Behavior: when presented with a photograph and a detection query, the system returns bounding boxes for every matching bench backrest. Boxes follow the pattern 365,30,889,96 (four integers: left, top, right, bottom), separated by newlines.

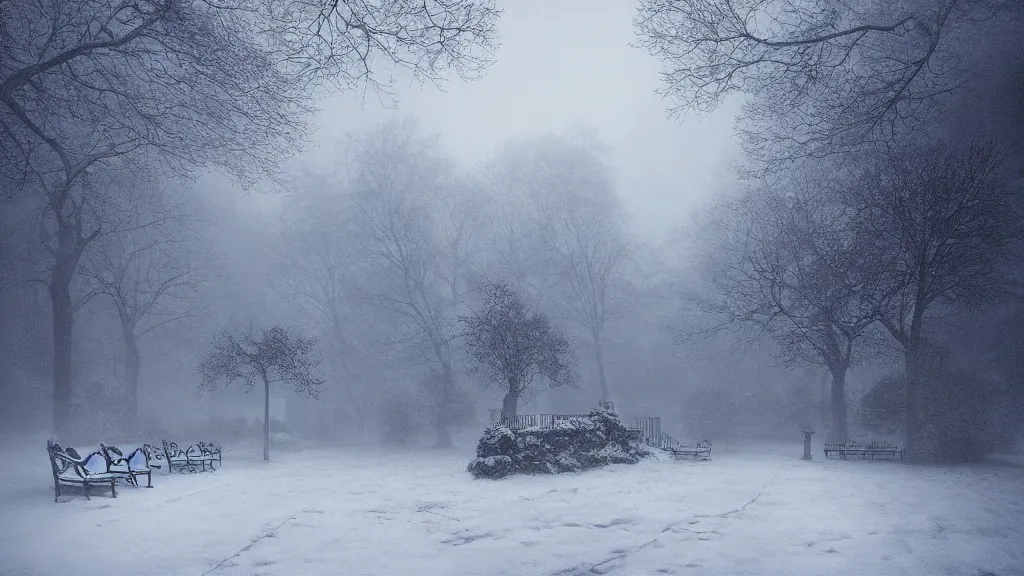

162,439,185,459
47,441,109,479
102,444,150,471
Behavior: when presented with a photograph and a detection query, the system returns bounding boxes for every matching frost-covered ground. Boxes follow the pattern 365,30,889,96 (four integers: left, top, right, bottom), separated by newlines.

1,438,1022,576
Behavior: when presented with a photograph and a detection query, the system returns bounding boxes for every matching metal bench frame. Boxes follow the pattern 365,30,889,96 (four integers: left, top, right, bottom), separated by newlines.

162,439,221,473
824,442,905,461
667,440,713,461
47,441,117,502
102,444,155,488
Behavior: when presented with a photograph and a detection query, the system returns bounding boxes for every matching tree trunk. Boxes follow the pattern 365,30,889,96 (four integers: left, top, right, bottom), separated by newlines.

121,322,141,426
50,279,74,440
262,374,271,461
903,345,924,461
501,386,519,420
904,302,926,462
595,339,610,403
819,369,831,432
434,361,454,448
47,185,88,441
829,366,849,444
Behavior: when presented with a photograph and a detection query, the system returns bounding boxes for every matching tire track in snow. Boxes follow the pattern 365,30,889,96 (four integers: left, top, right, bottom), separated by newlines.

549,538,661,576
198,513,299,576
696,464,786,519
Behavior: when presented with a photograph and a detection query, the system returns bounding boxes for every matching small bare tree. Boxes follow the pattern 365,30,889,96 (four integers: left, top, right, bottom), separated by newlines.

199,326,324,461
486,133,630,403
460,280,577,419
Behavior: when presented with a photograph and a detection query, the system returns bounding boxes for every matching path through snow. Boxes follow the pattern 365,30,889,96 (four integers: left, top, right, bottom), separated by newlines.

1,439,1021,576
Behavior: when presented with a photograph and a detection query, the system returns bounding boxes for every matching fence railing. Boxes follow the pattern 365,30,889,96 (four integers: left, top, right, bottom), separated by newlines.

490,413,592,430
486,412,687,450
628,416,684,450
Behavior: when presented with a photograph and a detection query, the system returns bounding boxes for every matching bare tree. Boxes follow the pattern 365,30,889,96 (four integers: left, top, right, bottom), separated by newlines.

544,197,631,404
460,280,577,419
275,176,382,440
351,120,475,447
1,0,305,438
854,141,1018,461
79,184,201,427
692,169,886,442
1,0,499,438
295,0,500,95
199,325,324,461
634,0,1022,165
481,141,563,305
485,133,630,402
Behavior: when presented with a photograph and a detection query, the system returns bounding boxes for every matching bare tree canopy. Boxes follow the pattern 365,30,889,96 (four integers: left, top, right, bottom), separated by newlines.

692,165,889,442
460,280,577,419
199,325,324,460
634,0,1023,165
484,133,632,403
0,0,498,186
301,0,500,92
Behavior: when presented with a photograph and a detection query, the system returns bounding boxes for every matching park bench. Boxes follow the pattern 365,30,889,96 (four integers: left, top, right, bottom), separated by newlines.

141,443,165,471
197,441,223,467
162,439,220,473
824,441,904,461
667,440,712,461
102,444,155,487
46,440,117,502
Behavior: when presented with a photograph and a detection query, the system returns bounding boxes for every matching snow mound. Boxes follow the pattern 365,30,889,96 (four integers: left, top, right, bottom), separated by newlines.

467,409,650,479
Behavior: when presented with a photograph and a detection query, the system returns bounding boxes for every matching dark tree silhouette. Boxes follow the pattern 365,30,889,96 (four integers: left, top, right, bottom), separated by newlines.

460,280,576,419
693,171,886,443
855,142,1018,462
0,0,498,439
199,326,324,461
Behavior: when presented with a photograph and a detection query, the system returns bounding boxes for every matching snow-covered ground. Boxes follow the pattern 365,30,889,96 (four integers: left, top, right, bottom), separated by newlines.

1,438,1022,576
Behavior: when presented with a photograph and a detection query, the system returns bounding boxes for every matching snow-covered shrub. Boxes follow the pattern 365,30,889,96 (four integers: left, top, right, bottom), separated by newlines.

466,409,650,479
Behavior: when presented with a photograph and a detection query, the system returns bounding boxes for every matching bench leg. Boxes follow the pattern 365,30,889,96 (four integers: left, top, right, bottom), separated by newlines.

111,480,116,498
84,481,90,500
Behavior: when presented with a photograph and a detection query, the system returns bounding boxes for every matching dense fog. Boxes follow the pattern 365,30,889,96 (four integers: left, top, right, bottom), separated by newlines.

2,0,1023,466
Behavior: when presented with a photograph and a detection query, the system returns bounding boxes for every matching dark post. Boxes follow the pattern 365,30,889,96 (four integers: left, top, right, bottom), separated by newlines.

801,425,815,460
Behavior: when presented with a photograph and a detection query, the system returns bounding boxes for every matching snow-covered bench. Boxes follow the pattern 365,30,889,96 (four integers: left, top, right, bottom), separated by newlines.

162,439,220,473
824,441,904,461
46,440,118,502
197,442,223,468
102,444,155,487
667,440,712,461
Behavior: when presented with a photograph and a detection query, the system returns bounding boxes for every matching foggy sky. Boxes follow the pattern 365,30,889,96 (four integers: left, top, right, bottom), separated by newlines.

310,0,742,242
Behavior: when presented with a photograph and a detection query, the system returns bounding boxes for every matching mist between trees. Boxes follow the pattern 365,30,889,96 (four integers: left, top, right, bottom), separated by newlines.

1,0,1023,463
